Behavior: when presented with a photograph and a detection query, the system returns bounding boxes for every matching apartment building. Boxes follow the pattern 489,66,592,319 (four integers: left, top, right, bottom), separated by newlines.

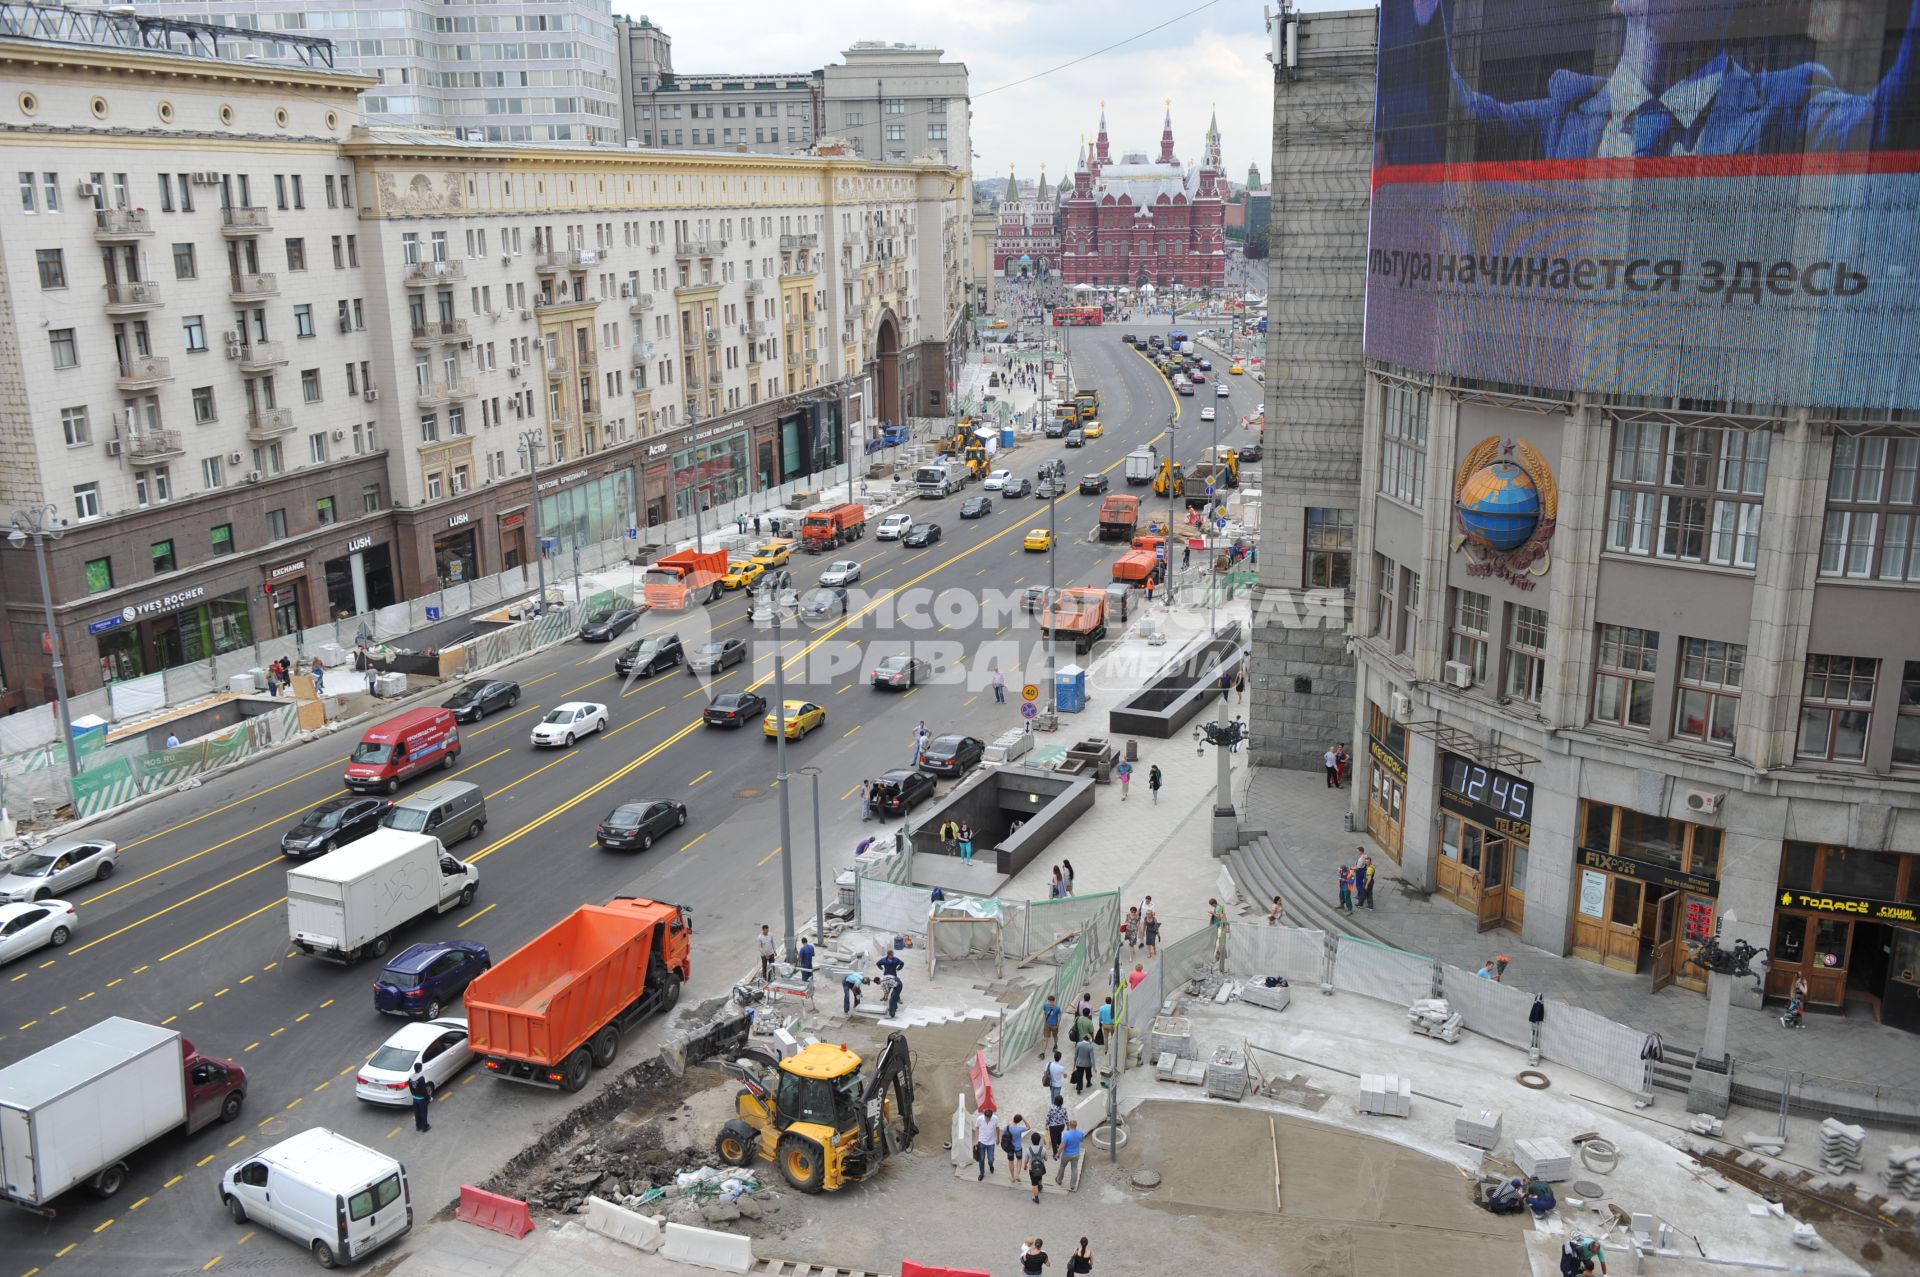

822,43,968,166
0,11,969,709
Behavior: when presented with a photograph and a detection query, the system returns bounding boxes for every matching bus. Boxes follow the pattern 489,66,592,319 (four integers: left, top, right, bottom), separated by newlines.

1051,306,1104,327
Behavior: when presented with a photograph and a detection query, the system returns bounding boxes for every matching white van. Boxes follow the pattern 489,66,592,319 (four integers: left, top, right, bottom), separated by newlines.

220,1128,410,1267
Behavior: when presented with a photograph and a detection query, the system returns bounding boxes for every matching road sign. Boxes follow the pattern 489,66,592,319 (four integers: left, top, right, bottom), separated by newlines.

425,606,442,622
1021,683,1039,703
1020,702,1038,720
627,527,639,539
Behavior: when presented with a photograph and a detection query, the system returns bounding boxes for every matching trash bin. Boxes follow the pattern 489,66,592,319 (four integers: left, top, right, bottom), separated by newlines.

1126,737,1139,762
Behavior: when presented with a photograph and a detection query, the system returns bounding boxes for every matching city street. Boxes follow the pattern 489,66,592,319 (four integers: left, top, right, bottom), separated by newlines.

0,315,1216,1274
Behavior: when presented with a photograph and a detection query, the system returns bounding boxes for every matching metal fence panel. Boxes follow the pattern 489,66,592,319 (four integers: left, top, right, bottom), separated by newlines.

1436,964,1535,1052
1331,935,1437,1007
1157,925,1219,993
1538,1001,1650,1097
0,705,57,754
108,673,167,719
1228,925,1330,985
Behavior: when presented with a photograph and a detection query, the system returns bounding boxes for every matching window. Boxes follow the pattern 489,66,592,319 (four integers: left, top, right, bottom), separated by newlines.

151,466,171,502
73,482,100,520
844,111,864,127
294,303,313,338
301,368,322,403
928,97,947,114
1896,661,1920,769
49,328,77,368
274,174,288,210
1674,638,1745,748
210,523,233,555
332,235,345,269
19,171,34,212
1606,422,1768,567
884,124,906,142
35,248,65,289
1304,507,1353,589
201,455,224,489
1399,568,1420,656
1797,654,1877,762
41,173,58,212
884,98,905,114
1592,624,1659,730
1379,382,1428,504
362,483,382,514
419,413,439,443
1504,604,1547,704
150,539,175,574
426,471,444,501
192,385,216,423
285,238,306,271
308,432,328,464
182,315,207,352
60,406,88,447
1448,589,1490,685
173,243,196,279
316,495,335,525
928,123,946,141
1372,552,1395,645
325,174,337,208
265,508,287,540
1820,435,1920,582
84,556,113,593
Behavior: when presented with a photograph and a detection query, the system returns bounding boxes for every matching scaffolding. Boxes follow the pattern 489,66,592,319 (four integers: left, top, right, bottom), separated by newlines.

0,1,338,69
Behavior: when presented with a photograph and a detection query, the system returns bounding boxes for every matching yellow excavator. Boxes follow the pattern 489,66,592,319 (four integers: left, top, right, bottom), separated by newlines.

936,418,972,457
1151,457,1187,497
713,1033,917,1193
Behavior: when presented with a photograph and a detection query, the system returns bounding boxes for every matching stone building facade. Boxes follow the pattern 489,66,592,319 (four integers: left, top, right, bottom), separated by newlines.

1057,107,1226,291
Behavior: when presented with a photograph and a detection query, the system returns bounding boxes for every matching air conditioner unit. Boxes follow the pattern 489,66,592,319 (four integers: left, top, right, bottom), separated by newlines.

1442,661,1474,689
245,470,262,483
227,451,244,466
501,254,513,265
190,171,220,185
364,388,379,401
104,439,122,457
1683,788,1724,816
77,181,99,198
507,364,521,378
1390,692,1412,721
330,428,346,441
520,310,532,321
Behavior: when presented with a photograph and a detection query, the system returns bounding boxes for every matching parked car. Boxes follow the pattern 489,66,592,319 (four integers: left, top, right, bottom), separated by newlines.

902,522,942,547
1002,477,1033,498
578,607,640,642
372,940,491,1019
0,839,118,903
442,679,519,723
764,699,827,741
870,654,931,689
1065,429,1085,448
280,796,392,859
530,702,608,748
875,513,916,540
1079,473,1110,495
595,799,688,851
702,690,767,727
1200,406,1216,422
721,560,765,590
688,636,747,673
1105,582,1146,622
354,1017,474,1105
800,586,849,619
918,734,985,777
818,559,862,586
0,899,76,965
959,495,993,519
870,769,937,816
615,633,684,677
983,470,1012,491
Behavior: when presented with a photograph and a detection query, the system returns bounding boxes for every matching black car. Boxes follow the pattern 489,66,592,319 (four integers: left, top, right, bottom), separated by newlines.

281,795,392,858
757,567,793,594
1238,443,1264,464
616,633,684,677
919,734,985,778
1147,335,1164,349
702,690,767,727
578,607,641,641
688,637,747,674
902,522,942,548
870,654,931,689
1065,430,1085,448
443,679,520,723
870,768,937,816
959,495,993,519
1079,474,1110,495
1197,358,1213,372
1001,477,1033,498
596,798,688,851
1121,333,1137,346
1044,420,1068,439
800,586,849,619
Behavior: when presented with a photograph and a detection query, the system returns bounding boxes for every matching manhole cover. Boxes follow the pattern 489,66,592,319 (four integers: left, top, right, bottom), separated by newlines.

1572,1180,1604,1198
1131,1170,1161,1189
738,786,763,799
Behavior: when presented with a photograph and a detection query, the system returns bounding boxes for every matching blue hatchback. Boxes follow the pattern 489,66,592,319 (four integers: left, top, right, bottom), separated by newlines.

372,940,491,1019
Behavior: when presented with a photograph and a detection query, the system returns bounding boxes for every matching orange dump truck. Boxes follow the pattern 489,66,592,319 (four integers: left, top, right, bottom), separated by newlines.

800,502,866,552
465,896,693,1092
1096,494,1140,542
1112,547,1162,586
1040,586,1109,655
643,548,726,609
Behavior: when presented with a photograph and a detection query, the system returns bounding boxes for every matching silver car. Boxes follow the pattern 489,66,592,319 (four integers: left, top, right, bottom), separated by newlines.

0,839,119,903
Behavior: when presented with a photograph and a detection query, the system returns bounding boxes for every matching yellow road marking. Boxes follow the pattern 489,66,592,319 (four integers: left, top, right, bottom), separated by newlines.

469,703,542,734
842,725,860,738
195,1155,215,1167
203,1257,220,1271
105,978,122,988
270,1027,285,1037
226,1135,246,1147
964,695,978,707
242,1043,258,1053
160,899,286,964
296,1012,310,1023
689,769,711,786
458,902,497,929
129,1196,148,1210
840,783,859,800
164,1175,182,1188
834,684,851,694
235,1232,254,1247
121,756,343,850
756,846,782,867
262,961,275,971
676,832,707,855
161,1015,176,1026
320,998,333,1008
54,1246,75,1259
215,988,230,997
92,1220,113,1234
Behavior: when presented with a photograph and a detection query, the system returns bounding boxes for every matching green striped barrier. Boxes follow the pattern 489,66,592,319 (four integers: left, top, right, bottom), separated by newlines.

70,758,137,820
134,745,206,790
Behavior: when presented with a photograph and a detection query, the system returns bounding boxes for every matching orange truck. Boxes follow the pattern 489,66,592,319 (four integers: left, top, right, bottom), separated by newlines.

465,896,693,1092
1112,547,1162,586
1096,494,1140,542
643,548,726,609
1040,586,1109,655
800,502,866,552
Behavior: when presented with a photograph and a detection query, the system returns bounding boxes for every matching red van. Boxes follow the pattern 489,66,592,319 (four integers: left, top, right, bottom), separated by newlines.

343,707,461,793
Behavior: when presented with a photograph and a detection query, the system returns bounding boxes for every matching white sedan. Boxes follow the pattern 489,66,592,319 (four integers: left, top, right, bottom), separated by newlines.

0,899,77,966
1216,384,1231,397
1200,406,1217,421
982,469,1012,491
819,560,862,586
531,701,609,748
0,838,119,903
354,1017,473,1105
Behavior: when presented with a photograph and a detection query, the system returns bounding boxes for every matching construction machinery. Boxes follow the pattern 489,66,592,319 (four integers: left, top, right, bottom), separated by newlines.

1040,586,1109,655
643,549,727,609
1151,458,1187,498
713,1034,917,1193
1073,388,1099,422
1097,493,1141,542
935,418,972,457
963,437,992,477
800,503,866,552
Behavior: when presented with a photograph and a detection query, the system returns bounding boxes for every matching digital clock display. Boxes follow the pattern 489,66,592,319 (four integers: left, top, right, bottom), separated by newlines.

1441,754,1532,824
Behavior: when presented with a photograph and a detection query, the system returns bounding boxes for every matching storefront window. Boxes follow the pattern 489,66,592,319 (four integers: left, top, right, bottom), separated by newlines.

541,469,638,554
1440,814,1461,861
1509,845,1529,895
1782,841,1818,889
434,528,477,585
1609,876,1642,927
1812,917,1851,970
1689,828,1722,879
1823,849,1902,900
671,437,746,520
1617,809,1686,873
1773,913,1807,965
1581,802,1615,852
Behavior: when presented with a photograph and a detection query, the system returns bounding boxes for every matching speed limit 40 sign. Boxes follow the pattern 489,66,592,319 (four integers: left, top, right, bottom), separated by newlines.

1021,683,1039,703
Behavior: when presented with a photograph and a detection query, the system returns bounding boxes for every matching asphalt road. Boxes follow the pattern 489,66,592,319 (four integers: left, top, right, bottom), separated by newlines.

0,314,1235,1275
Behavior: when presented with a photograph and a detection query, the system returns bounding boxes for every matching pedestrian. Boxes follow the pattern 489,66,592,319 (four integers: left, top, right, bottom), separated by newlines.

310,657,326,695
1043,1050,1066,1104
1182,544,1192,570
1128,962,1146,991
367,662,379,696
974,1105,1001,1180
757,925,776,980
1049,865,1064,899
1234,667,1247,702
1040,993,1062,1057
1045,1096,1068,1156
877,948,905,1018
753,514,762,536
1003,1113,1028,1184
860,779,873,822
1147,763,1162,805
165,731,181,749
1144,909,1161,957
1027,1130,1049,1203
408,1062,432,1132
1065,1235,1092,1271
1357,850,1376,910
1060,859,1075,896
912,719,930,765
1476,958,1497,980
1072,1004,1095,1048
1559,1234,1607,1276
769,516,780,536
842,966,867,1013
993,663,1007,703
1230,715,1245,753
1096,996,1114,1045
1021,1237,1050,1274
1116,758,1133,799
797,935,815,984
1072,1032,1096,1094
1335,743,1351,786
1324,744,1340,789
1121,905,1140,950
939,818,957,857
1338,866,1354,915
1267,894,1285,925
958,823,975,864
737,513,747,535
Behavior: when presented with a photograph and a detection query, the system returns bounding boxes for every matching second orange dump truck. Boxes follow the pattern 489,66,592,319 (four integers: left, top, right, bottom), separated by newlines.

643,548,727,609
464,896,693,1092
1096,494,1140,542
800,503,866,552
1040,586,1109,655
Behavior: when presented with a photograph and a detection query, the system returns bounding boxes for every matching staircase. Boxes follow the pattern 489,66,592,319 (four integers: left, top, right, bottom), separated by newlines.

755,1261,893,1277
1228,832,1392,944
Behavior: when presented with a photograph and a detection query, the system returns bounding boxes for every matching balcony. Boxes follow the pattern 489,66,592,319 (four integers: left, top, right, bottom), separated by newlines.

576,348,598,370
220,206,272,237
104,280,162,313
235,340,287,372
780,265,814,281
403,259,464,288
536,248,595,273
410,318,470,347
629,293,655,314
744,278,765,296
124,428,184,461
245,407,294,442
784,316,803,332
444,377,475,400
228,272,278,302
674,239,721,260
93,208,153,242
745,321,771,340
543,354,570,379
115,355,172,390
416,380,450,408
580,400,602,425
535,292,594,312
685,375,704,391
779,233,817,250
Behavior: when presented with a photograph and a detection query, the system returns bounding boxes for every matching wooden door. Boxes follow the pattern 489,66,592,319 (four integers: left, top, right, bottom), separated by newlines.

1649,891,1679,992
1476,836,1508,932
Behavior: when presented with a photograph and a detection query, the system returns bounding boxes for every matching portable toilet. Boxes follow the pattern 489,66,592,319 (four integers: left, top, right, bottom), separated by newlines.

1001,427,1015,450
1056,664,1087,714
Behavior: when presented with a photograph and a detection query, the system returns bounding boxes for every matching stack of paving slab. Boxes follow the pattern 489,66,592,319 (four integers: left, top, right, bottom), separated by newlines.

1515,1137,1573,1182
1238,980,1290,1012
1205,1046,1249,1101
1879,1145,1920,1199
1154,1051,1209,1087
1357,1073,1412,1118
1150,1014,1194,1061
1818,1119,1867,1174
1407,998,1463,1043
1455,1107,1503,1151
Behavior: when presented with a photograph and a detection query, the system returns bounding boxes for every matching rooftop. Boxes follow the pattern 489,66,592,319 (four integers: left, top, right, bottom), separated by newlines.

0,0,337,68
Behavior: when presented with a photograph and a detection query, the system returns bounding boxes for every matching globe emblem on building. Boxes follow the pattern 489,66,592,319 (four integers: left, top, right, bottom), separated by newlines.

1455,460,1540,553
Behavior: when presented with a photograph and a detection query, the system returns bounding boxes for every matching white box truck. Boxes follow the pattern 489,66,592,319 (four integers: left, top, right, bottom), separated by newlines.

287,829,479,963
1124,447,1160,487
0,1017,247,1212
914,461,968,498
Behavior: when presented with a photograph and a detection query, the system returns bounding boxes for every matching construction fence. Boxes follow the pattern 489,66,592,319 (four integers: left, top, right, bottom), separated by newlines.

989,894,1125,1076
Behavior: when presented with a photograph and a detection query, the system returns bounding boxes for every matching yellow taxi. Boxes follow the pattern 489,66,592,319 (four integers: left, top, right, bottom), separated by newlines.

1229,362,1245,375
764,699,826,740
1081,420,1104,439
989,319,1009,329
749,538,793,567
721,559,764,590
1023,527,1053,552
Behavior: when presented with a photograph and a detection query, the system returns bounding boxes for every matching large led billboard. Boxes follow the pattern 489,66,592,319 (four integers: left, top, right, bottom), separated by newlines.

1366,0,1920,410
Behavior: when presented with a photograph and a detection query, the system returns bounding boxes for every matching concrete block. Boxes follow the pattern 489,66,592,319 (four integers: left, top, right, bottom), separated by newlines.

1514,1137,1572,1182
660,1221,754,1273
1455,1108,1502,1150
584,1196,662,1252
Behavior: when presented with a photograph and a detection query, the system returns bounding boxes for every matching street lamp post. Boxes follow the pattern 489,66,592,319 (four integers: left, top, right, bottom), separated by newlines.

8,505,79,782
799,765,825,941
1042,329,1059,718
517,431,550,614
756,586,799,964
1165,408,1179,606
